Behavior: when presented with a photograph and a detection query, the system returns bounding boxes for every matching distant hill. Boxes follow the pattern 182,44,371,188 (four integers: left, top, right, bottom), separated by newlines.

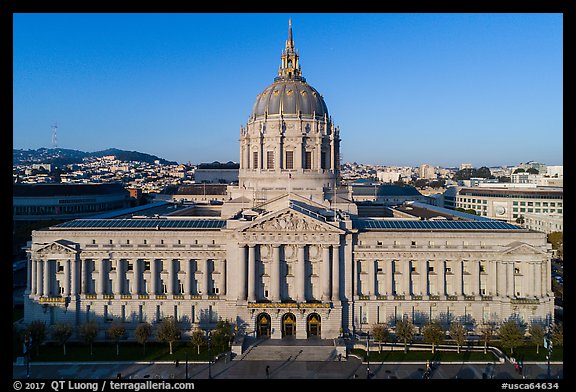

13,147,178,166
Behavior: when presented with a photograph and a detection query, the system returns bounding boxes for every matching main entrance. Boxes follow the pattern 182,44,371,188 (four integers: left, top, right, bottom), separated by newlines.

307,313,321,338
281,313,296,338
256,313,271,337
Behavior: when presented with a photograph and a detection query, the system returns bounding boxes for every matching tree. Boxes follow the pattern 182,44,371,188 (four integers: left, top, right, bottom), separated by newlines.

27,320,46,356
78,321,98,356
52,322,73,356
135,322,152,355
156,316,181,355
395,318,415,353
547,232,563,259
190,327,206,355
552,323,563,347
479,322,497,354
211,320,233,351
450,322,467,354
107,322,126,356
529,324,545,354
422,321,444,353
498,320,524,355
371,324,390,353
526,168,539,175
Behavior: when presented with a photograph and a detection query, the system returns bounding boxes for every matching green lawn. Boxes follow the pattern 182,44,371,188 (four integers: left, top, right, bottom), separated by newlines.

15,341,228,363
493,344,563,362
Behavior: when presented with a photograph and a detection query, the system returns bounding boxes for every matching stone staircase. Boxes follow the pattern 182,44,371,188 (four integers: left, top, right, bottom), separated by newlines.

238,338,340,362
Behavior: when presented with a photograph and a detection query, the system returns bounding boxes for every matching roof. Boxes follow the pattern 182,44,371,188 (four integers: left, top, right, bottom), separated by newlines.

53,219,226,230
13,183,128,197
161,184,228,195
353,219,525,231
352,184,422,197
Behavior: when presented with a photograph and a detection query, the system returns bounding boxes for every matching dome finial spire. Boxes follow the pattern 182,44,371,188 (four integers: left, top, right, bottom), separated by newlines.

278,18,301,80
286,18,294,51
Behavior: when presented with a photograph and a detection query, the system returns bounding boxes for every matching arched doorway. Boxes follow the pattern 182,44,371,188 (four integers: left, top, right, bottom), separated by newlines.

256,313,271,337
307,313,321,338
282,313,296,338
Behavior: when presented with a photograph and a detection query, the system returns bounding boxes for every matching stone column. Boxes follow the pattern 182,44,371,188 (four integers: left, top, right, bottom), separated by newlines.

437,260,446,297
332,245,340,301
150,259,158,295
248,245,257,301
403,259,411,296
133,259,141,295
203,259,210,297
63,259,71,297
70,258,78,296
546,258,552,294
385,259,394,296
490,260,497,296
114,259,123,295
26,258,32,294
95,260,104,295
420,259,428,296
167,259,175,295
296,245,306,302
43,260,51,297
535,261,542,297
30,259,37,295
220,259,226,295
322,245,331,301
472,260,480,296
367,258,375,297
36,259,44,296
184,259,193,296
455,260,463,297
238,247,247,300
507,262,515,297
81,259,89,295
271,245,281,302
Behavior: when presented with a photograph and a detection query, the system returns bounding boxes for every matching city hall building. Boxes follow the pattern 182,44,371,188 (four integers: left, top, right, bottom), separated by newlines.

23,21,554,340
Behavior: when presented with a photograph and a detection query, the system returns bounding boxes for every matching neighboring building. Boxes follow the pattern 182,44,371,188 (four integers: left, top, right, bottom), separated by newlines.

376,170,401,183
23,21,554,342
158,184,229,203
13,183,131,221
452,185,563,223
194,162,239,184
522,213,563,234
349,184,428,205
459,163,473,170
418,164,436,180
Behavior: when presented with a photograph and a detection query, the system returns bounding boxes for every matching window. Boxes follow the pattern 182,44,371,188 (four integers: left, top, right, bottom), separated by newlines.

127,262,133,271
143,239,147,245
321,151,326,169
411,241,416,246
428,266,434,272
253,151,258,169
92,239,96,244
304,151,312,170
267,151,274,169
144,261,150,271
126,239,130,245
285,151,294,170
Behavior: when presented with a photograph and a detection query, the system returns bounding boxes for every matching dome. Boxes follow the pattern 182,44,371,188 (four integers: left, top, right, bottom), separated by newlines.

251,79,328,118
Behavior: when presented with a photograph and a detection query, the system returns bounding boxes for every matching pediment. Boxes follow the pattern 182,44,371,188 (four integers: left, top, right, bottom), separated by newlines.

239,208,344,234
501,241,548,256
37,240,78,255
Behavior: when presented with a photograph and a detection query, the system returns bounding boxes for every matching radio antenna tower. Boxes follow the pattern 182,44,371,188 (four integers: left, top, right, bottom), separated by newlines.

51,122,58,148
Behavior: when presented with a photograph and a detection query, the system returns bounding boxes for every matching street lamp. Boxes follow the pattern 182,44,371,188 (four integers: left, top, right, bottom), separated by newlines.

207,331,213,379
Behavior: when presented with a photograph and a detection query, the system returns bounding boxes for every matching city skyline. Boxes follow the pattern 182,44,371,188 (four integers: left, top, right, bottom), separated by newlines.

13,13,563,167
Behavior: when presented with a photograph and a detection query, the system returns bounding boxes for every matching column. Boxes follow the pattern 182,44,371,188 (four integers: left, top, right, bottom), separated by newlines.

114,259,123,295
386,259,394,296
420,259,428,296
455,260,463,297
150,259,158,295
203,259,210,297
96,259,106,295
133,259,141,295
296,245,306,302
367,259,375,296
490,260,497,296
220,259,226,295
184,259,192,296
271,245,281,302
472,260,480,296
403,259,411,296
437,260,446,297
546,258,552,294
167,259,175,295
70,258,78,296
248,245,256,302
36,259,44,296
43,260,51,297
30,259,37,295
63,259,71,297
26,258,32,293
237,247,247,300
496,261,504,296
322,245,331,301
507,262,515,297
81,259,90,295
331,245,340,301
534,261,542,297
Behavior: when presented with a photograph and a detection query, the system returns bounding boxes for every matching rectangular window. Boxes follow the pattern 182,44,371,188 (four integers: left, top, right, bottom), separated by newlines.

267,151,274,169
321,151,326,169
127,262,133,271
285,151,294,170
253,151,258,169
304,151,312,170
144,261,150,271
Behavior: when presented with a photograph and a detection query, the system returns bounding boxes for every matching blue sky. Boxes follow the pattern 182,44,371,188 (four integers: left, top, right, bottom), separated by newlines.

13,13,563,167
